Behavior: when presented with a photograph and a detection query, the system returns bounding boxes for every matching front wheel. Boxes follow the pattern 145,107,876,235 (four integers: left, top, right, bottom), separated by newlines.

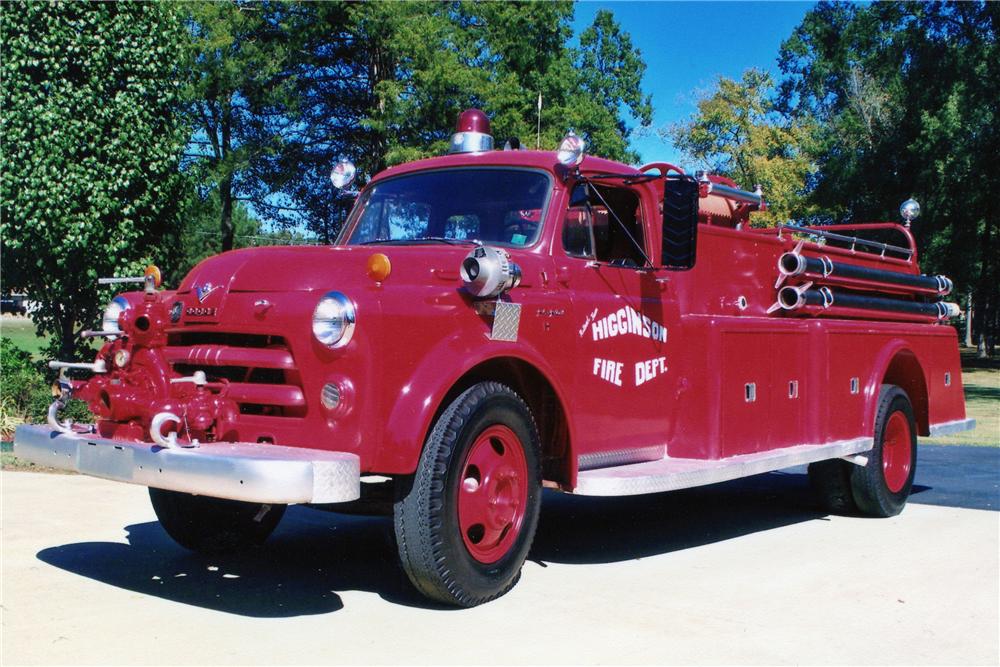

149,488,286,553
393,382,542,607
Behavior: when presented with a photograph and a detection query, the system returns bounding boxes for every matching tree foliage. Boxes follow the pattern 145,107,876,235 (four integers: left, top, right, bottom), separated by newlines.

668,69,815,226
1,1,189,359
180,0,303,251
778,1,999,353
180,1,653,242
575,9,653,163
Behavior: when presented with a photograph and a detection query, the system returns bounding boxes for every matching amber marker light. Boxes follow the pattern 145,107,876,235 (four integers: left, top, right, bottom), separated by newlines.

144,265,163,288
367,253,392,282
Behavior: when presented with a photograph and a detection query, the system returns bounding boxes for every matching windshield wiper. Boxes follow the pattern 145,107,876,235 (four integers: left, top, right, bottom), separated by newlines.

360,237,480,246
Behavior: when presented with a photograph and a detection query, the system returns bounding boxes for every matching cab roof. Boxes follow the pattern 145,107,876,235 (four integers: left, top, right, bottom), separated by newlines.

368,150,643,185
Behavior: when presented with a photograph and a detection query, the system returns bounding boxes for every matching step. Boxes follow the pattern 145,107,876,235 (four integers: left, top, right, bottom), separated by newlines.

573,437,871,496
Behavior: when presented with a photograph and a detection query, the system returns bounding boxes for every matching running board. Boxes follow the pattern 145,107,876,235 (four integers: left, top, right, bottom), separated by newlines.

573,437,871,496
927,418,976,437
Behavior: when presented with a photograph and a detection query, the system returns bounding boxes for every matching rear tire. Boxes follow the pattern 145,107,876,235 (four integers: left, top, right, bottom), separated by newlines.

807,384,917,517
808,458,857,514
149,488,286,553
850,385,917,517
393,382,542,607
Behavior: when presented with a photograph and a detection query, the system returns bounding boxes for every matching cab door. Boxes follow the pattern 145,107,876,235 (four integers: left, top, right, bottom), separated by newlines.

556,181,674,467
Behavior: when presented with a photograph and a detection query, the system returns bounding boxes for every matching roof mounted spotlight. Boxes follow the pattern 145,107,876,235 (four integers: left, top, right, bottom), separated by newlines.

449,109,494,154
899,198,920,227
556,131,586,167
330,157,357,189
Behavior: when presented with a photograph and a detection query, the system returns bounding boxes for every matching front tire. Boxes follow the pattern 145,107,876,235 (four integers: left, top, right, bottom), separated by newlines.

393,382,542,607
149,488,286,553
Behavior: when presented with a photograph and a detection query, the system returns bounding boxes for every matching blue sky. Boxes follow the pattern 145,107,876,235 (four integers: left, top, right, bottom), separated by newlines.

571,1,815,166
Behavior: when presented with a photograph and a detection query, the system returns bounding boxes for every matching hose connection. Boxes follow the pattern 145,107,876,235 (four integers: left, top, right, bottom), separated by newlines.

150,411,185,449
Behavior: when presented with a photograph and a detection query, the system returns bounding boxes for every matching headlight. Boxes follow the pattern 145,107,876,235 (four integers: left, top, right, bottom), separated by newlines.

312,291,356,348
102,296,131,334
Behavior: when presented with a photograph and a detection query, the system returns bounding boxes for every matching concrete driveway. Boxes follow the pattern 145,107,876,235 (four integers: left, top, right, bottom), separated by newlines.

3,445,998,665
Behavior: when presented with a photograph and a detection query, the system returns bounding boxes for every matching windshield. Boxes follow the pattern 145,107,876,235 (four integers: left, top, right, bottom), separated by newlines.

343,168,551,247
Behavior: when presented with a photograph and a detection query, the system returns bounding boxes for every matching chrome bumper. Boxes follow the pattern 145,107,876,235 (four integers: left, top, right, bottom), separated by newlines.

12,425,360,504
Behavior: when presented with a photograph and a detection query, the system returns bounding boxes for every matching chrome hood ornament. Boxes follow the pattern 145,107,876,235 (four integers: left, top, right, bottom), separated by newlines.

195,282,220,303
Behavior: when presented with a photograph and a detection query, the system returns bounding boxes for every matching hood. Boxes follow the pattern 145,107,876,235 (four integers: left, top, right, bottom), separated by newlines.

177,246,373,294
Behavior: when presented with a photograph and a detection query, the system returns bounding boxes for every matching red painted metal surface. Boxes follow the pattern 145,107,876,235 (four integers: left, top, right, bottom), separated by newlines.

64,140,968,491
458,424,529,563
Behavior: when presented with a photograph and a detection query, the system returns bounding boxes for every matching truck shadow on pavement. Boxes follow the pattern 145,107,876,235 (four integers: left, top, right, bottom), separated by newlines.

35,470,861,617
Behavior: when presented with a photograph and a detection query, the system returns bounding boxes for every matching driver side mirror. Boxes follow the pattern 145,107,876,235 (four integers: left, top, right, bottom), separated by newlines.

661,176,699,270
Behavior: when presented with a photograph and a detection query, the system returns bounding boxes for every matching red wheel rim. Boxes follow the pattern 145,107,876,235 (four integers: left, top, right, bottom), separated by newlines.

457,425,529,564
882,411,912,493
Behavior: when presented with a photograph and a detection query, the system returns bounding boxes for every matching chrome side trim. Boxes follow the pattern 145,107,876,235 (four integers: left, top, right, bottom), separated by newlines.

927,419,977,437
573,437,872,497
578,445,666,471
12,425,360,504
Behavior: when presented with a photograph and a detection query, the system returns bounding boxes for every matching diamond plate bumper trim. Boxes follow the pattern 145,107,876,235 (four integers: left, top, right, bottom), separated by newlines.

573,437,872,496
13,424,359,504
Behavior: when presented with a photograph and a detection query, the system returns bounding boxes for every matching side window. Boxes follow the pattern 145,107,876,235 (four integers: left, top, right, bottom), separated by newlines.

563,206,595,258
561,183,646,267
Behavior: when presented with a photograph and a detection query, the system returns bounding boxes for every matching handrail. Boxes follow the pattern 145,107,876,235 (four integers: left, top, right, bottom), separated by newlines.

638,162,686,176
777,223,914,260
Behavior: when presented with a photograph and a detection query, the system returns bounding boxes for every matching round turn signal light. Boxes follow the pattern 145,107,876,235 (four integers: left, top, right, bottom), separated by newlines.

366,253,391,282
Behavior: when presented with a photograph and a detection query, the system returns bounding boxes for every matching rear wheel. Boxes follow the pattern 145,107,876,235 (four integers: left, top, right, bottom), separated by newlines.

393,381,542,607
149,488,286,553
808,384,917,517
808,458,857,514
850,385,917,517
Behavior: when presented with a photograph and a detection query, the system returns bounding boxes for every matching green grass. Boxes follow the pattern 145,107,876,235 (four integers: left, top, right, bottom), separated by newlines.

0,314,102,359
0,316,49,357
921,352,999,447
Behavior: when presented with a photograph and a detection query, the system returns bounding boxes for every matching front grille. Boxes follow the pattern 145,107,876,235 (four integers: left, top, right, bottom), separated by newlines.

164,332,305,417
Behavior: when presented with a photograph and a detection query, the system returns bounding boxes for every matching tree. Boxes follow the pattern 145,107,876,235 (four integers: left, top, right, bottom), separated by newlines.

573,9,653,164
163,189,267,287
191,1,654,242
181,0,303,251
1,2,189,359
778,1,999,355
667,69,815,226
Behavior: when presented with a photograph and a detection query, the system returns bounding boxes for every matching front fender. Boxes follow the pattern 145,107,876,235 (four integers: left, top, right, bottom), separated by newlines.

374,331,572,476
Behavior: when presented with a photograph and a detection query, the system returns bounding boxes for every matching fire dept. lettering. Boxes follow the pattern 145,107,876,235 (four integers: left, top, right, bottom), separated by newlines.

593,357,623,387
591,306,666,343
635,357,668,387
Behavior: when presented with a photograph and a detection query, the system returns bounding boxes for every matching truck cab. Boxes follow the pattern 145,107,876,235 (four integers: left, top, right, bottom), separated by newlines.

15,109,974,607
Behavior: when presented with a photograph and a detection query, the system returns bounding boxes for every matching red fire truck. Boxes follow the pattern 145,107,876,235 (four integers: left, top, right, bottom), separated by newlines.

15,109,975,607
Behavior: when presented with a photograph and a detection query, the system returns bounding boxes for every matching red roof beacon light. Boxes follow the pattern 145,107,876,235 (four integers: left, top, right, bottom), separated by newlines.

449,108,494,154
